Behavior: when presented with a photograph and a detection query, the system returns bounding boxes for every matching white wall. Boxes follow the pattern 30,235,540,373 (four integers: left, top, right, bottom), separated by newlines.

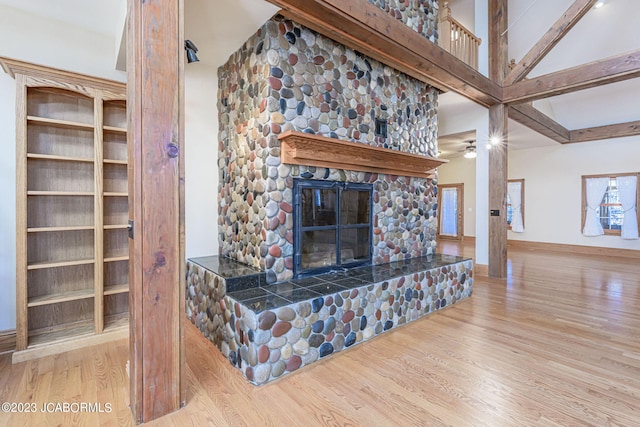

508,137,640,250
0,5,126,331
441,132,640,251
438,97,490,264
438,156,476,237
448,0,476,33
0,72,16,332
184,64,219,258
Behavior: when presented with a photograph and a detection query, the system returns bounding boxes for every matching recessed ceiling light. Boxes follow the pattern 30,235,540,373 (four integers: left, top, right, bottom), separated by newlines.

594,1,606,9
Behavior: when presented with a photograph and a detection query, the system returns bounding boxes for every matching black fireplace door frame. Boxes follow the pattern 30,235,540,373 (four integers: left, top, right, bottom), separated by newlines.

293,178,373,278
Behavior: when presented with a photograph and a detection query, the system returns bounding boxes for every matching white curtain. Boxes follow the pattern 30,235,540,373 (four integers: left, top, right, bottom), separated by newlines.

618,175,638,239
507,181,524,233
583,177,610,236
440,188,458,236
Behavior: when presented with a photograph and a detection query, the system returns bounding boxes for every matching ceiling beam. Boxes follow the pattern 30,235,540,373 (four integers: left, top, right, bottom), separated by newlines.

570,120,640,143
505,0,597,85
266,0,502,107
509,103,571,143
503,50,640,103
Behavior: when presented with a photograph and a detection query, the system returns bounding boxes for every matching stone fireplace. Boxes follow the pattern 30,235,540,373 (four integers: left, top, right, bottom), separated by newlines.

218,13,441,283
186,1,474,386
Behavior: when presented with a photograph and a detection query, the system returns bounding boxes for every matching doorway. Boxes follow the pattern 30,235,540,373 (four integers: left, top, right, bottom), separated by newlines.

438,183,464,240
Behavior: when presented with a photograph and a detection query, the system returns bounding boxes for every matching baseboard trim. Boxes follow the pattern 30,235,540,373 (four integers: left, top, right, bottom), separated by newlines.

0,329,16,355
508,240,640,260
474,263,488,277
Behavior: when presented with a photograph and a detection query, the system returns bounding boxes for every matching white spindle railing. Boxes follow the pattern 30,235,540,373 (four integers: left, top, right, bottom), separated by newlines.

438,2,481,70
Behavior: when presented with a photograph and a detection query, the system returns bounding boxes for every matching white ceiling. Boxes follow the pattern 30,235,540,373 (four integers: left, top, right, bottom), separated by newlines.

0,0,124,37
184,0,278,67
3,0,636,160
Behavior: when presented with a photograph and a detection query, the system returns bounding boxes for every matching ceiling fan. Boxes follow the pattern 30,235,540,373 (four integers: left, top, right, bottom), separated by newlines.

463,140,476,159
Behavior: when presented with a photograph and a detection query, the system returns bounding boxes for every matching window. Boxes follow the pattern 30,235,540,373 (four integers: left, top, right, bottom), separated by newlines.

293,180,372,277
582,173,639,237
507,179,524,232
437,183,463,239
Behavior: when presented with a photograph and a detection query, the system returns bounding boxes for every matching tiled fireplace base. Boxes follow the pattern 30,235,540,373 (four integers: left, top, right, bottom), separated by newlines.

186,255,473,385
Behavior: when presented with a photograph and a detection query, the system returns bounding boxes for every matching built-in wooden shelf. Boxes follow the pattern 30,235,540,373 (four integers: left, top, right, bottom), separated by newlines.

27,115,94,131
104,159,128,165
28,320,95,348
27,258,95,270
279,131,447,179
104,284,129,296
27,153,94,163
27,225,95,233
104,224,128,230
103,125,127,134
3,56,130,363
27,191,94,196
28,288,94,307
104,313,129,332
104,255,129,263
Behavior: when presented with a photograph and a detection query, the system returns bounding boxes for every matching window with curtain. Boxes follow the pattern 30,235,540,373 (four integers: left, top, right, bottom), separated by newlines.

507,179,524,232
582,173,639,238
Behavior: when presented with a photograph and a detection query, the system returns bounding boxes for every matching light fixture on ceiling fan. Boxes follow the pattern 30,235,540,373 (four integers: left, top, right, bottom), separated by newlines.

463,140,477,159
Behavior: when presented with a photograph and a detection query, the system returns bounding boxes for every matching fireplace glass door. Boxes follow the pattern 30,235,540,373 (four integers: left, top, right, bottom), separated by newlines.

294,179,372,277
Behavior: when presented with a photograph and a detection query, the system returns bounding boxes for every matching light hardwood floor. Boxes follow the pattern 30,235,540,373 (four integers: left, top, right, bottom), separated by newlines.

1,241,639,426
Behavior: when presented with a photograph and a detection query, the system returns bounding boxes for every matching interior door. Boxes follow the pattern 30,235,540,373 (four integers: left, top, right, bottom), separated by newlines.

438,183,464,240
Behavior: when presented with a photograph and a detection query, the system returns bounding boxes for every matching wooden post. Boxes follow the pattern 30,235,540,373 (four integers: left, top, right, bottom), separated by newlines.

488,0,508,278
488,104,508,278
127,0,185,422
438,2,452,53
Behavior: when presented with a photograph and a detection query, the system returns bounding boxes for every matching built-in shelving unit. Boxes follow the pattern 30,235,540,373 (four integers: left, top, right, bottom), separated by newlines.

0,57,129,362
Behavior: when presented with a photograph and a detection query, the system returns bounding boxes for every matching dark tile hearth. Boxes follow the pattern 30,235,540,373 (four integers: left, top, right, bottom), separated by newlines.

186,254,473,385
191,254,470,313
190,255,265,292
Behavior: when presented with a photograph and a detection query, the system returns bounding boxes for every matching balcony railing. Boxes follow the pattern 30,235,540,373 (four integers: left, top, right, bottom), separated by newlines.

438,2,481,70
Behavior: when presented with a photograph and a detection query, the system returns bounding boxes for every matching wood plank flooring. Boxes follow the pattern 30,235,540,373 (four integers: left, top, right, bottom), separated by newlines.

1,242,639,426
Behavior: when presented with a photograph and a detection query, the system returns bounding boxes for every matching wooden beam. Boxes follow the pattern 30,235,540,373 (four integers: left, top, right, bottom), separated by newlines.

505,0,597,85
509,103,571,143
569,120,640,143
488,0,508,279
503,50,640,103
267,0,502,107
127,0,185,422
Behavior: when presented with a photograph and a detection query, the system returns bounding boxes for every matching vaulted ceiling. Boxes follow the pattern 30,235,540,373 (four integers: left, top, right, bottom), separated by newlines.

440,0,640,158
3,0,637,160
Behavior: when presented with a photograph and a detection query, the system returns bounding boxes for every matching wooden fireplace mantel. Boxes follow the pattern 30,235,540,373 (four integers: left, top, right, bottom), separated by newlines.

278,131,448,179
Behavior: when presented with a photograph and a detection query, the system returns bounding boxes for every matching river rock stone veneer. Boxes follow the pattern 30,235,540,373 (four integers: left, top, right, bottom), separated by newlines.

368,0,439,41
218,13,440,283
186,254,473,386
